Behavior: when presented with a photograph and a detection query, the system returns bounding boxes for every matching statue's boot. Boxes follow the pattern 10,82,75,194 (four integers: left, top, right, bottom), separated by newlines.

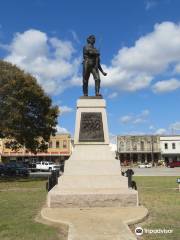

95,80,102,96
83,84,88,96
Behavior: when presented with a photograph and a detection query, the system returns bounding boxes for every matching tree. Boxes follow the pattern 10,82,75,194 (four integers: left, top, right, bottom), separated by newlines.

0,60,59,153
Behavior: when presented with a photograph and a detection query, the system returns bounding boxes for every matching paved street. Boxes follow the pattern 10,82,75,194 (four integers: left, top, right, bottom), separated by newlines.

122,167,180,176
30,167,180,178
30,171,51,178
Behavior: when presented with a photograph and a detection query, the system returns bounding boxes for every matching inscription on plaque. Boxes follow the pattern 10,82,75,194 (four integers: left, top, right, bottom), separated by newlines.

79,112,104,142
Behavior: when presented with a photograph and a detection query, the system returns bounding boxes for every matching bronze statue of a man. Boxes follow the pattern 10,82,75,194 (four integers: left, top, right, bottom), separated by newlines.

82,35,107,96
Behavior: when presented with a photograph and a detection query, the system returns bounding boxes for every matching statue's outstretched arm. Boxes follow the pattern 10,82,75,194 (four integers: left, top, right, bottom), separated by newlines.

98,59,107,76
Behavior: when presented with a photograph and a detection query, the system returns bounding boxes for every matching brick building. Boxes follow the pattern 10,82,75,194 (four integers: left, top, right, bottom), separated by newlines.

0,133,71,164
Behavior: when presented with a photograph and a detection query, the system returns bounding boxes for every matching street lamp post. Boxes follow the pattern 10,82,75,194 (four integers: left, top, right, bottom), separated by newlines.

151,136,154,167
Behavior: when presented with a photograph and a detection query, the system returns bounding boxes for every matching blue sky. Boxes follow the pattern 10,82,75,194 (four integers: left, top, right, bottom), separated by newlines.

1,0,180,138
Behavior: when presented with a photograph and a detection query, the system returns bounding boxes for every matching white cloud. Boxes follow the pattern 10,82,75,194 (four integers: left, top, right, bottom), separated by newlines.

62,21,180,93
108,92,118,99
145,0,157,10
113,22,180,74
60,105,73,114
109,133,117,144
174,63,180,73
109,143,117,152
49,37,75,60
109,133,117,151
56,125,69,134
149,125,155,130
100,22,180,92
170,122,180,131
151,122,180,135
120,115,133,124
120,109,150,125
155,128,167,135
140,109,150,117
2,29,80,95
152,78,180,93
2,22,180,95
133,118,145,124
152,122,180,135
122,131,145,136
70,30,80,44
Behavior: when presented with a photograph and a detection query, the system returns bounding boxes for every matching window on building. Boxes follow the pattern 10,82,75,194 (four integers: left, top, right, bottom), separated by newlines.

126,141,130,151
63,140,67,148
56,141,60,148
49,141,52,148
119,141,124,151
140,141,144,151
132,143,137,151
120,141,124,147
164,143,168,149
172,143,176,149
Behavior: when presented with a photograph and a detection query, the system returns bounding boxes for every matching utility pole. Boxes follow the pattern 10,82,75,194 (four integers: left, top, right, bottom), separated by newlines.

151,136,154,167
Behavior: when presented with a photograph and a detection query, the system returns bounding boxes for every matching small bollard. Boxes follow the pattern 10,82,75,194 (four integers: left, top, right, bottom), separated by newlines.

125,169,134,188
46,170,60,192
177,178,180,192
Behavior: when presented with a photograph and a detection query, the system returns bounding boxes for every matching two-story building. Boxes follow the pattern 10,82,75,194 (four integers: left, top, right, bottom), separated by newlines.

0,133,72,163
117,135,161,164
160,135,180,164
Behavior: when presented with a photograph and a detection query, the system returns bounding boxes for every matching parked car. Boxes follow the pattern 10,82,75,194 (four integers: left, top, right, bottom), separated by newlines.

138,163,152,168
3,162,29,177
167,161,180,168
36,161,60,172
27,162,37,172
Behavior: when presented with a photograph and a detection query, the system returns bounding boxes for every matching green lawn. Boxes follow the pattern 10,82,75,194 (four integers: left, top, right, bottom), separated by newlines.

0,178,60,240
0,176,179,240
134,176,180,240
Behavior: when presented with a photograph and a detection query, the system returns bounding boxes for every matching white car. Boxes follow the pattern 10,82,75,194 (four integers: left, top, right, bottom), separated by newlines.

36,161,60,172
138,163,152,168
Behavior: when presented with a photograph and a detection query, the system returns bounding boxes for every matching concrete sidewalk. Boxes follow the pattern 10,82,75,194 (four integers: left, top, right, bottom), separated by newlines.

41,206,148,240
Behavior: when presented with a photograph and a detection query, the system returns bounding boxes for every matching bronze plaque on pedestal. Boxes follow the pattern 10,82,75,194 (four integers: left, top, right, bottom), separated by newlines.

79,112,104,142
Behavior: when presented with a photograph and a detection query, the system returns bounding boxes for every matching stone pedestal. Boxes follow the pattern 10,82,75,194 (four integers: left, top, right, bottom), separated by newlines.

47,97,138,207
74,97,109,144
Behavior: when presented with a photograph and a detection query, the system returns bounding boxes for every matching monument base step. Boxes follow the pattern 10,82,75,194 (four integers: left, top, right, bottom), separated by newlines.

57,175,128,189
47,187,138,208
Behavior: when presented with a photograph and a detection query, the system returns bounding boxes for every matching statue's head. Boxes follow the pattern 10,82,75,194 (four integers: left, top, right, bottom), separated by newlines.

87,35,96,44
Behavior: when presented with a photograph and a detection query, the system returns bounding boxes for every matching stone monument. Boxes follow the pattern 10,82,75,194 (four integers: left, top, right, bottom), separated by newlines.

47,35,138,208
